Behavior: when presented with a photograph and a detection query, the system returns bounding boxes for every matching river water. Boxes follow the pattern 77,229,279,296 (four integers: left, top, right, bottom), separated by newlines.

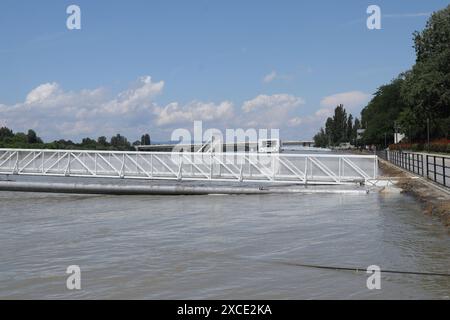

0,175,449,299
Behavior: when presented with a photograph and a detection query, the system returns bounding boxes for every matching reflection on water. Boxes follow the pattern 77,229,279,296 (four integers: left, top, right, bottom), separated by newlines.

0,182,449,299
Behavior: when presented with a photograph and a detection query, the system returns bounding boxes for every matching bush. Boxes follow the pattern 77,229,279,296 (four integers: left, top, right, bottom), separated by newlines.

389,139,449,153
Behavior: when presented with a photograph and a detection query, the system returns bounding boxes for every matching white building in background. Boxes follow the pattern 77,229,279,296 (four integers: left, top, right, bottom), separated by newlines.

258,138,281,153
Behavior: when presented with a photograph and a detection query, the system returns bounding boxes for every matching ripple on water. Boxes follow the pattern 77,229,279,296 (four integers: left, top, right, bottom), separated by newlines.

0,189,449,299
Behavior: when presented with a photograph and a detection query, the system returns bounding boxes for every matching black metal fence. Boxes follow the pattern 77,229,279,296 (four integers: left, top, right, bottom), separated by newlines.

426,154,449,188
378,150,449,188
390,151,424,176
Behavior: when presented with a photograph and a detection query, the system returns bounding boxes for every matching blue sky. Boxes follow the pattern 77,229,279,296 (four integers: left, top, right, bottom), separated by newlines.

0,0,448,142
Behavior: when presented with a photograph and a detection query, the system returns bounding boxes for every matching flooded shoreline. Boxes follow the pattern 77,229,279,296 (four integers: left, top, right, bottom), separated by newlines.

377,159,450,227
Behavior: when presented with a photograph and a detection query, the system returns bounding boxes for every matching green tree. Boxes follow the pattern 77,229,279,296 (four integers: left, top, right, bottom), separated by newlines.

314,105,357,147
353,117,361,144
401,5,450,139
110,134,131,150
347,114,354,143
330,104,347,144
0,127,14,140
360,77,407,146
324,117,333,143
313,128,328,148
140,133,151,145
0,126,139,151
97,136,108,146
27,129,42,144
80,137,98,149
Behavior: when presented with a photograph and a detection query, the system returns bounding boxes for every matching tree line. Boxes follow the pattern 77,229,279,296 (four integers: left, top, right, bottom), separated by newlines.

314,4,450,149
0,127,151,151
313,104,361,148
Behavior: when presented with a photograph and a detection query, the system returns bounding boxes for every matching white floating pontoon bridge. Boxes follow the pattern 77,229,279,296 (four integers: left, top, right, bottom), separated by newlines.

0,148,377,185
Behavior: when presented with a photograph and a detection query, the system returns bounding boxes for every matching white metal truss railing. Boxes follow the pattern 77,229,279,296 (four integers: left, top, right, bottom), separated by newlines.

0,149,378,185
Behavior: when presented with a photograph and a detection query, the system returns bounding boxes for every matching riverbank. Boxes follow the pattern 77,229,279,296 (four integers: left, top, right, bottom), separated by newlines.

378,158,450,227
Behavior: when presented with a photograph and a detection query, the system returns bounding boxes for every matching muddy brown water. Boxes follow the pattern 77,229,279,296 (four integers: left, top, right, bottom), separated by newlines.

0,175,449,299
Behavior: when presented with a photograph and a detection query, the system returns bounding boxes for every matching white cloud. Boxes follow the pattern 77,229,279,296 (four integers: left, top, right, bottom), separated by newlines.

242,94,304,113
154,100,234,126
320,91,370,110
262,71,277,83
287,117,303,127
262,70,295,83
0,76,164,140
103,76,163,114
285,92,369,138
314,108,333,118
25,82,60,104
241,94,305,128
0,76,238,141
2,76,368,142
